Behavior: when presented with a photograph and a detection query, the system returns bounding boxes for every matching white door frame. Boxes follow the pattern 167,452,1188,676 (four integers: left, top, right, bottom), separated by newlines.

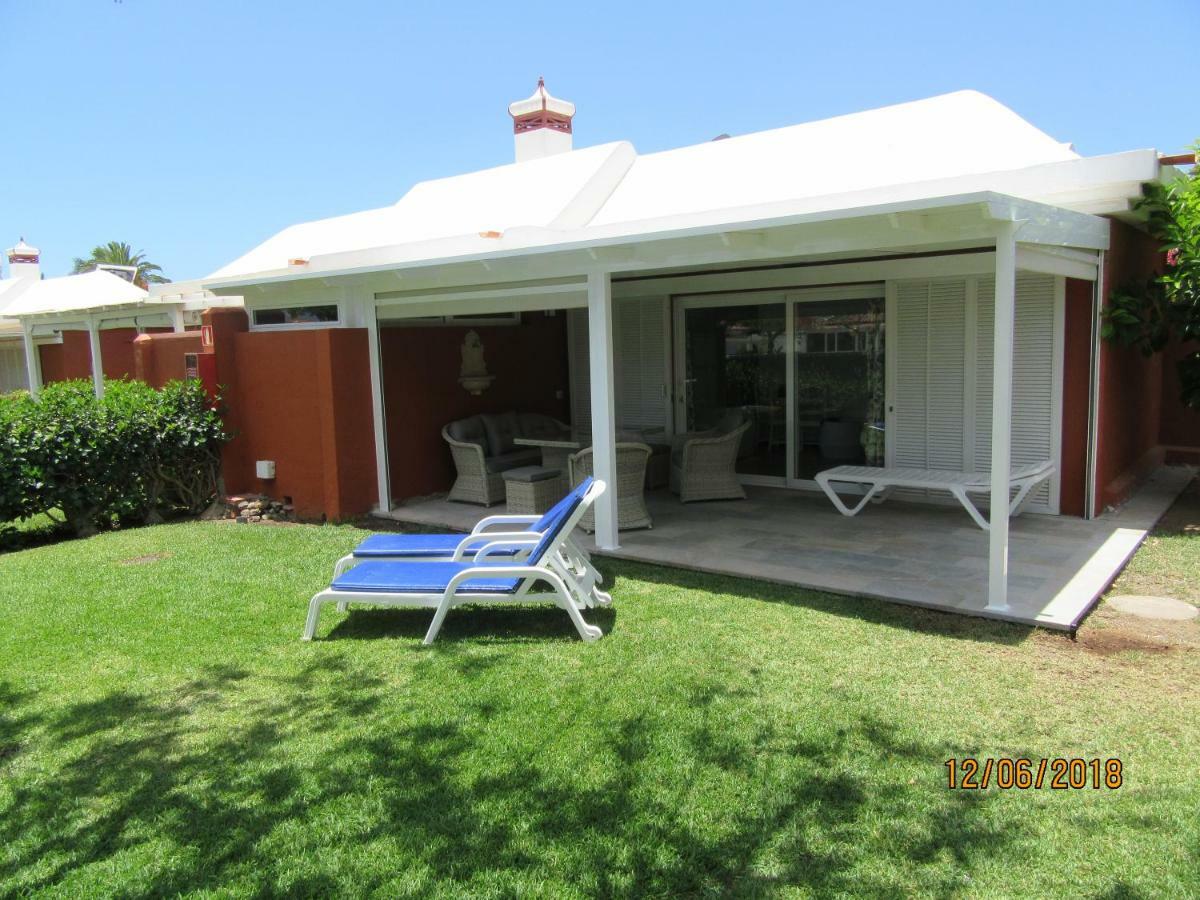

673,284,885,491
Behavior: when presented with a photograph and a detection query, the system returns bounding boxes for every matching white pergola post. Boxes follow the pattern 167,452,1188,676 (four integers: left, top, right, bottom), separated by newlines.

170,307,186,333
586,271,620,550
365,304,391,513
987,222,1019,611
21,322,42,398
87,318,105,398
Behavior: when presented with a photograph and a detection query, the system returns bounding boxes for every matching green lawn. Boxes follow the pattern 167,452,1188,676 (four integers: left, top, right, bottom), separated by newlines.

0,501,1197,897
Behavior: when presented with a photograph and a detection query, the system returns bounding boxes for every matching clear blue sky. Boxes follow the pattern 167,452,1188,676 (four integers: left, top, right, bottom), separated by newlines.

1,0,1195,282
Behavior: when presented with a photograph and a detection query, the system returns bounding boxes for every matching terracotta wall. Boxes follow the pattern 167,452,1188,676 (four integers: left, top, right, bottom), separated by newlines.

211,322,376,520
1095,220,1166,512
1059,278,1093,517
39,327,147,383
132,331,203,388
380,313,570,501
1159,336,1200,454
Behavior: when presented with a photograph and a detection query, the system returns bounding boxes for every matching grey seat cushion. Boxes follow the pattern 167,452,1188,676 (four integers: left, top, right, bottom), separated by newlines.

486,449,542,473
446,415,488,451
502,465,562,483
481,411,520,456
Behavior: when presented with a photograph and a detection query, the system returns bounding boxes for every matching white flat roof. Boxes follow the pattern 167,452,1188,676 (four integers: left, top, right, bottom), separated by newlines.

204,90,1161,290
3,269,148,318
208,141,636,280
590,90,1078,226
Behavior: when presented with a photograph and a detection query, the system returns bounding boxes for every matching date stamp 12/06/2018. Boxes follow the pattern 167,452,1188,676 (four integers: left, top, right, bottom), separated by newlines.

945,758,1123,790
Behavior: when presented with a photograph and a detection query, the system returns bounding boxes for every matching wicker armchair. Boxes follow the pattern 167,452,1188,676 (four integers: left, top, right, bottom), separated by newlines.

568,442,653,532
442,426,507,506
670,417,752,502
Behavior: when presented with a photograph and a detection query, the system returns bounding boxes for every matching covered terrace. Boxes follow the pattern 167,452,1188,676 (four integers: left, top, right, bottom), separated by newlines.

204,187,1133,620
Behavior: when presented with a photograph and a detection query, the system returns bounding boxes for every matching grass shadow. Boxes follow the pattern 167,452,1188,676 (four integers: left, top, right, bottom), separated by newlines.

0,663,1041,895
323,603,617,645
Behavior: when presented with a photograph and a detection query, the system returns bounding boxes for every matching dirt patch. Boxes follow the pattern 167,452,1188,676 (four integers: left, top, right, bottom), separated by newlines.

1075,626,1175,656
120,552,172,566
1030,599,1199,667
1071,599,1199,656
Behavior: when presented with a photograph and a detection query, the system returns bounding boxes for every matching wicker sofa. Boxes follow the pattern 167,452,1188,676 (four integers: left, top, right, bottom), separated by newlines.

443,411,570,505
670,409,753,503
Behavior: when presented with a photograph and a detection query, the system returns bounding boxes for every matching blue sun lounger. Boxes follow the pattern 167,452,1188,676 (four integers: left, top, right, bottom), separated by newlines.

304,479,608,645
332,478,610,608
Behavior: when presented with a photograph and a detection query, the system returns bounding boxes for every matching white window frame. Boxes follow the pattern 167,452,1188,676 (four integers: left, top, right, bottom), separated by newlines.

249,302,343,331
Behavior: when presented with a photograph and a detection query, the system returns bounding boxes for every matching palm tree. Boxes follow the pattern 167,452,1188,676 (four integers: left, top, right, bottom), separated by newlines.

71,241,170,288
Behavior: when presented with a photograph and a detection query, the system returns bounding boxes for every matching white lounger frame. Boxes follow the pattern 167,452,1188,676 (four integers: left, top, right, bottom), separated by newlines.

814,461,1055,531
305,481,609,645
330,513,612,609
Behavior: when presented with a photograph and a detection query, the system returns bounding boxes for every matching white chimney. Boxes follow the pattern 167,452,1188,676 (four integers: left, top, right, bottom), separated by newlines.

508,78,575,163
5,237,40,281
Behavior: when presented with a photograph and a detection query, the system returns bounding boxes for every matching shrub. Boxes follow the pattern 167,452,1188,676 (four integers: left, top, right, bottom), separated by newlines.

1103,144,1200,408
3,379,228,537
0,391,38,525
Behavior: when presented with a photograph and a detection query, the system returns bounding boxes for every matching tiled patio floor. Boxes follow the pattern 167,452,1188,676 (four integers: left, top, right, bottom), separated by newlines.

377,466,1194,630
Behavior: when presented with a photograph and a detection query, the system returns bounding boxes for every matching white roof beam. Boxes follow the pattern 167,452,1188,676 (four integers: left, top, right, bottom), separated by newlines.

985,197,1109,250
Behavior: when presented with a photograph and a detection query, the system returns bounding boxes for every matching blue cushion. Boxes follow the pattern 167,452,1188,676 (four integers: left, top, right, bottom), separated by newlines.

353,533,520,559
525,477,591,563
355,533,462,557
347,477,591,566
531,477,589,531
331,560,520,594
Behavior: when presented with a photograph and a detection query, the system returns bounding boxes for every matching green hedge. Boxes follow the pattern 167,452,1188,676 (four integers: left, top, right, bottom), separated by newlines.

0,379,228,537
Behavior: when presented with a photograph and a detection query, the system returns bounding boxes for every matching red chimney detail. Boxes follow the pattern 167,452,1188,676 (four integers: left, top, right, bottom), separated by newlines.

509,77,575,136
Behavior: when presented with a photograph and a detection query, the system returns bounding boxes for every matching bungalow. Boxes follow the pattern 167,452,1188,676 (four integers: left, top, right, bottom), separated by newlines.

102,86,1200,625
2,239,239,395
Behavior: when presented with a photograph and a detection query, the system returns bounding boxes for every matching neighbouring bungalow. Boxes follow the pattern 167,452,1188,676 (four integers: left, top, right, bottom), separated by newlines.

1,240,239,394
24,85,1200,629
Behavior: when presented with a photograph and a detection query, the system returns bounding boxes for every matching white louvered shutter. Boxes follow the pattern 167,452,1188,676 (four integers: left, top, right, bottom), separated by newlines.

891,278,968,477
974,273,1057,511
569,299,669,434
615,297,668,431
926,279,968,470
892,280,931,468
0,344,29,394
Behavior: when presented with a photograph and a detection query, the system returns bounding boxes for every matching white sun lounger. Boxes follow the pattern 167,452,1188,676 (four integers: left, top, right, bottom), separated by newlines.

814,460,1055,530
303,479,608,644
330,478,610,610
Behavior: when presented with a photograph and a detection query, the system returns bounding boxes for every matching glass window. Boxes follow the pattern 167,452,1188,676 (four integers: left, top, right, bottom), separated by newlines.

253,305,339,326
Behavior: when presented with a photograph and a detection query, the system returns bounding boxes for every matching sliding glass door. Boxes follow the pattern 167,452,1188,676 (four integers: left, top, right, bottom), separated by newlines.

680,302,787,479
676,287,884,487
792,297,885,481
